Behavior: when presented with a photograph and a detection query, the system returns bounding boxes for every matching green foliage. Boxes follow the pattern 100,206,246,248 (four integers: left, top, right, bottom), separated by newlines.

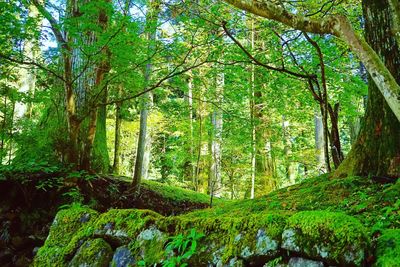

375,229,400,267
162,228,204,267
59,189,85,209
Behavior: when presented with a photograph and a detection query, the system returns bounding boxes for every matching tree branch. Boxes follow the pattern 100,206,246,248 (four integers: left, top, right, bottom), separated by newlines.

0,53,64,81
222,22,314,79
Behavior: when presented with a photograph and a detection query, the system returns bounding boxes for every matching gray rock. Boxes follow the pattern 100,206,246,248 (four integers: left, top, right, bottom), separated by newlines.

212,246,226,267
343,246,364,264
110,246,135,267
315,245,329,259
240,246,253,259
227,257,244,267
288,257,324,267
281,229,300,252
68,238,113,267
137,225,163,241
255,229,278,255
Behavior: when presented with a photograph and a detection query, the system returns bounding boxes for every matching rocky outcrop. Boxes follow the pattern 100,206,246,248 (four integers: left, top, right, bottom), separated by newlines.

33,207,372,266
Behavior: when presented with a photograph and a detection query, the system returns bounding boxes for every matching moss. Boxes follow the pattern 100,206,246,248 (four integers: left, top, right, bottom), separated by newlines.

34,174,400,266
142,179,223,205
33,206,98,267
285,211,369,265
93,209,162,238
128,226,166,265
374,229,400,267
69,238,113,267
161,211,288,264
184,175,399,231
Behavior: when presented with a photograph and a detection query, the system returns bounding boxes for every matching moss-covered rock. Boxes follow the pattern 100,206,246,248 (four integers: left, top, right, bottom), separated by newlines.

33,205,98,266
93,209,161,246
110,246,135,267
282,211,369,266
68,238,112,267
374,229,400,267
128,225,167,265
34,205,373,267
161,211,288,265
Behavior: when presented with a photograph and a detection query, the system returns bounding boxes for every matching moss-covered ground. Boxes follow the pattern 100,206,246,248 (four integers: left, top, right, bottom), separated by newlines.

186,175,400,233
33,174,400,266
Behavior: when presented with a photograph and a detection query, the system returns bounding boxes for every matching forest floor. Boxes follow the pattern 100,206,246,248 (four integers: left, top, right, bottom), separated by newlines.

0,170,214,266
0,169,399,266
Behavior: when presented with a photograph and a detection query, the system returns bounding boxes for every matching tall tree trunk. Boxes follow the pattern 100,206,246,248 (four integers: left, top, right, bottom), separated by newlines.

133,99,150,191
249,17,256,199
1,96,7,163
209,70,224,198
194,108,203,192
336,0,400,177
16,3,40,119
314,111,326,173
113,87,123,174
92,86,110,172
327,103,344,168
187,74,196,188
132,0,160,191
80,1,111,172
318,104,331,172
8,100,16,164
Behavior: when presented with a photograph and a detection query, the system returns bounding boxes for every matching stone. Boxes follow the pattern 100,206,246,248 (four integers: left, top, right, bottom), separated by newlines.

288,257,324,267
282,211,368,265
110,246,135,267
68,238,113,267
281,229,300,252
255,229,278,255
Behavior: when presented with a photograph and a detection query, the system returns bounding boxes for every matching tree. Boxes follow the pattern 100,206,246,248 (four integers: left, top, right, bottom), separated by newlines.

336,0,400,177
223,0,400,177
132,0,162,192
31,0,113,171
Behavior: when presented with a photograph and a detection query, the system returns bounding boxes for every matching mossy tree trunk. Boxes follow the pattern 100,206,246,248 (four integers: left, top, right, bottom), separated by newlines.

80,0,111,173
337,0,400,177
92,87,110,173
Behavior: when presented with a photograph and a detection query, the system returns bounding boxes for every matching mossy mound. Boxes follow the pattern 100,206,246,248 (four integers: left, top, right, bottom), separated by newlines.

34,206,370,266
283,211,368,265
189,175,400,232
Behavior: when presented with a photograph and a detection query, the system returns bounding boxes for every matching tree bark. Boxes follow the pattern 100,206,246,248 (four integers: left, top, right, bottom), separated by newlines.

209,70,224,198
336,0,400,177
113,87,123,174
314,112,326,173
80,1,111,172
249,17,256,199
132,0,160,192
187,73,196,188
327,103,344,168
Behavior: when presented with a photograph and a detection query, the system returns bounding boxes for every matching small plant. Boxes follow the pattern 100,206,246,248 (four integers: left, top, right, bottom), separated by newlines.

162,228,204,267
58,188,84,210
